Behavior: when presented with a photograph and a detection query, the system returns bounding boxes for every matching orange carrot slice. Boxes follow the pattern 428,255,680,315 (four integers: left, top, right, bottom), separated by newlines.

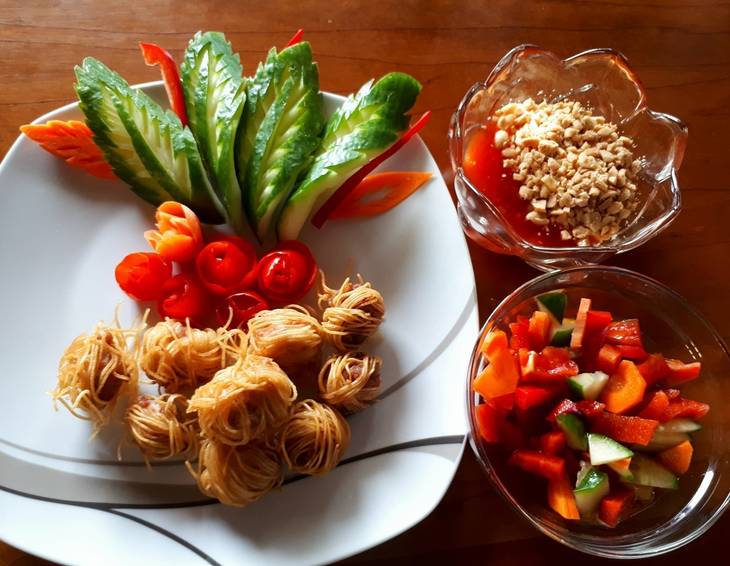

20,120,115,179
328,171,432,220
600,360,647,414
474,329,520,401
658,440,693,475
548,473,580,520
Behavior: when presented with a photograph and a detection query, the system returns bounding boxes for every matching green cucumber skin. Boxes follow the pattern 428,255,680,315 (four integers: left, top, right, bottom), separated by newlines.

626,455,679,489
568,372,609,401
277,71,421,240
556,413,588,451
574,468,610,517
587,433,633,466
537,292,567,322
75,57,222,223
181,31,246,231
237,42,325,240
550,328,573,347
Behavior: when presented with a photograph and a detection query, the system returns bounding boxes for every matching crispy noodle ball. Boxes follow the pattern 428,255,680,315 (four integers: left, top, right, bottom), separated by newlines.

140,319,246,394
188,438,282,507
52,320,139,433
318,273,385,351
188,355,297,446
124,394,198,463
247,306,323,373
280,400,350,475
318,352,382,413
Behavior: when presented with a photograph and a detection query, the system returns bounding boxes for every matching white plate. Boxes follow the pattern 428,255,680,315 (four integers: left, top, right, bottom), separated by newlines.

0,83,478,565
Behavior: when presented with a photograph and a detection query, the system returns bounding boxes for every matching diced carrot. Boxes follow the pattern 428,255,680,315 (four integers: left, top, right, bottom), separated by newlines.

600,360,647,414
548,473,580,520
528,310,552,350
658,440,693,475
540,431,566,455
490,393,515,411
597,344,622,374
474,330,520,401
665,359,702,387
637,390,670,420
570,298,592,349
661,398,710,422
508,450,566,481
474,403,501,443
637,354,670,386
610,457,632,476
599,487,635,527
20,120,116,179
591,412,659,446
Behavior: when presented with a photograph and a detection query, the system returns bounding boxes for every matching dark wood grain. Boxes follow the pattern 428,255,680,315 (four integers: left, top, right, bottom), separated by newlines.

1,1,729,564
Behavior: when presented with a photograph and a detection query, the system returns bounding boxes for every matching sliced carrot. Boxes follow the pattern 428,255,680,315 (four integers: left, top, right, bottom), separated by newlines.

610,457,632,475
600,360,647,414
658,440,693,475
528,310,551,350
599,487,635,527
20,120,115,179
327,171,432,220
548,473,580,520
473,350,520,401
480,328,509,358
570,297,592,349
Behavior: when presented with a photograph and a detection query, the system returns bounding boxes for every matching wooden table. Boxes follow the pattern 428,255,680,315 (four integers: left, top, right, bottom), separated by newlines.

1,1,728,564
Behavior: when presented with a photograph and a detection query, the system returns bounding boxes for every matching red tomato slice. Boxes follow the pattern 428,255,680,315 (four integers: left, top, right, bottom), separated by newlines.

196,237,257,296
115,252,172,301
256,240,317,304
158,273,210,322
215,291,269,329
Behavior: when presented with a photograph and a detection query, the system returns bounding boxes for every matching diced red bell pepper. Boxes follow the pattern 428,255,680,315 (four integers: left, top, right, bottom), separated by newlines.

575,400,606,418
600,360,647,414
637,354,670,386
585,310,613,335
665,388,681,400
570,298,592,349
591,411,659,446
637,390,670,420
540,431,567,455
519,347,579,382
548,399,579,423
605,319,643,347
474,403,501,443
508,450,566,481
498,419,526,450
664,359,702,387
548,473,580,520
509,316,531,350
597,344,622,375
616,344,649,361
599,487,635,528
528,310,552,350
661,397,710,422
490,393,515,411
514,386,557,412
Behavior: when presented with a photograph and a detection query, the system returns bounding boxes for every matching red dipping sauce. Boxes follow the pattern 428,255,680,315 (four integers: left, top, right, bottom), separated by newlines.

463,121,569,248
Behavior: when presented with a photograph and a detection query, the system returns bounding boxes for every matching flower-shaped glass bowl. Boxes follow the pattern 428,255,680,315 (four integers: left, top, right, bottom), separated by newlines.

466,267,730,558
449,45,688,271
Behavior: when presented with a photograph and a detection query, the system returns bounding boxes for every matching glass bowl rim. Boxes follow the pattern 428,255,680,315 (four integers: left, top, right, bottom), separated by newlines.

465,265,730,558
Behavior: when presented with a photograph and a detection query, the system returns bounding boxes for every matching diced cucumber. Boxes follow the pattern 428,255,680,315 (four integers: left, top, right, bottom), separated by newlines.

645,430,691,452
573,468,610,517
556,413,588,451
626,454,679,489
587,433,633,465
277,72,421,240
660,419,702,434
631,484,655,502
550,322,574,347
576,460,592,486
608,460,634,481
74,57,223,223
181,31,247,231
536,292,567,323
568,371,609,401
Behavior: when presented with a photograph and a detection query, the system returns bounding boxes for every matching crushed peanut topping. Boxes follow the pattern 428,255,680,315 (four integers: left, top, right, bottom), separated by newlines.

493,98,642,246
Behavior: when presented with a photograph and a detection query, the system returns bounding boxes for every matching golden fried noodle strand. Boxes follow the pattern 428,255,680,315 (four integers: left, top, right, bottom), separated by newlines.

52,320,139,433
140,319,246,393
124,393,198,463
188,355,297,446
188,439,283,507
318,273,385,351
318,352,382,413
247,306,323,372
280,400,350,475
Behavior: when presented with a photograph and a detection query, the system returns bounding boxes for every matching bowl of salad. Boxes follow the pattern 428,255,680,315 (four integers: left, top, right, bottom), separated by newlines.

467,266,730,557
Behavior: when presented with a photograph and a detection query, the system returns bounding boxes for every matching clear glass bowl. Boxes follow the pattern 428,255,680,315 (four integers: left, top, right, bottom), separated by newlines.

449,45,688,271
466,267,730,558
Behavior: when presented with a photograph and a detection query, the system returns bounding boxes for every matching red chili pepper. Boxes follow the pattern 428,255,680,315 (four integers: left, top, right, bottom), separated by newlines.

139,42,188,126
256,240,317,304
115,252,172,301
284,28,305,48
158,272,210,322
196,237,258,296
311,111,432,228
215,290,269,329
